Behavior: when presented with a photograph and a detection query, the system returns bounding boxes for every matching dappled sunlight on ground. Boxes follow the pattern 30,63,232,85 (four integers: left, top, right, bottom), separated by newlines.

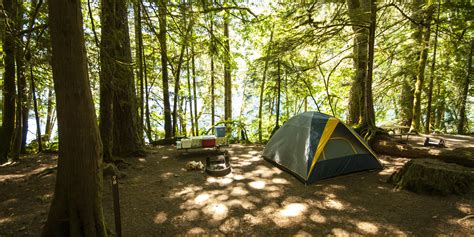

101,144,474,235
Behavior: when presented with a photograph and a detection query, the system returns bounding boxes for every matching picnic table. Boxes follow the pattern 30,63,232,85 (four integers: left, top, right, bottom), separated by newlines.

176,135,228,154
382,125,416,143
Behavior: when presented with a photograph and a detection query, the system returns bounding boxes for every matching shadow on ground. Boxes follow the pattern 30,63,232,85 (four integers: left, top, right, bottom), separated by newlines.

101,144,474,236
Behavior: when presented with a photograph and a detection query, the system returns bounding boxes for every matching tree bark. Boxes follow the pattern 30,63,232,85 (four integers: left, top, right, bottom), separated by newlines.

158,0,173,139
44,87,55,141
209,8,216,127
361,0,376,129
31,66,43,152
425,2,440,134
457,37,473,134
100,0,142,159
191,42,199,135
186,48,195,136
223,6,232,129
172,4,193,137
143,48,153,141
346,0,369,126
1,0,17,163
42,0,106,235
258,27,273,142
134,2,145,142
399,0,423,128
275,59,281,128
410,4,434,132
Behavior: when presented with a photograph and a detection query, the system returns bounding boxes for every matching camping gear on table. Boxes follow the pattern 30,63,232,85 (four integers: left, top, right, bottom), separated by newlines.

206,154,231,176
263,111,383,184
215,126,226,137
176,141,182,149
191,136,202,148
181,139,192,149
202,135,217,147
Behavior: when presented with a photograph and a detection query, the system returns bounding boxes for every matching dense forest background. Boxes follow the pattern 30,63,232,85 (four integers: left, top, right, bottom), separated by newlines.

0,0,473,159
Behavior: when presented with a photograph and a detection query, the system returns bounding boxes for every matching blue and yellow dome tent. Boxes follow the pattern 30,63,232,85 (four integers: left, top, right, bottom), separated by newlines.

263,112,383,184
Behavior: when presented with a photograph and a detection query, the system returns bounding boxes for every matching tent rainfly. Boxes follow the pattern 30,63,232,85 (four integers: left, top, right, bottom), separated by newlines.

263,111,383,184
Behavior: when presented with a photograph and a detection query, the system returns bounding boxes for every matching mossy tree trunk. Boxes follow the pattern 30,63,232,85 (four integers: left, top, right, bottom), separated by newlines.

42,0,107,235
410,4,435,133
346,0,369,126
424,2,440,134
457,37,473,134
100,0,142,159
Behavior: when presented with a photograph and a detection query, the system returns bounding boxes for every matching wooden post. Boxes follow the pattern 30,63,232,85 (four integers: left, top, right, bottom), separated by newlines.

112,175,122,237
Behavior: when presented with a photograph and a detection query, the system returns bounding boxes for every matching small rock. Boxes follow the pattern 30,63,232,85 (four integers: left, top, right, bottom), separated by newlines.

174,174,180,177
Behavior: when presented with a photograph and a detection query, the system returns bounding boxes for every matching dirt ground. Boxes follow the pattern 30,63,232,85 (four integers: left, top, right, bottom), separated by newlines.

1,136,473,236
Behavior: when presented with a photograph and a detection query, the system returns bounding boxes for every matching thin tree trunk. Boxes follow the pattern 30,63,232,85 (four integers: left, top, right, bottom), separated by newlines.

1,0,17,163
186,48,195,136
158,0,172,139
191,42,199,135
134,2,145,142
44,87,55,141
223,6,232,129
410,5,434,132
258,27,273,142
457,37,473,134
210,11,215,127
12,0,25,161
172,6,193,137
42,0,106,235
425,2,440,134
31,66,43,152
143,49,152,141
275,59,281,128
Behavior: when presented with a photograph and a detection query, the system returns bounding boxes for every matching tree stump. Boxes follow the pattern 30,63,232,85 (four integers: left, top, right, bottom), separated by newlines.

388,159,474,195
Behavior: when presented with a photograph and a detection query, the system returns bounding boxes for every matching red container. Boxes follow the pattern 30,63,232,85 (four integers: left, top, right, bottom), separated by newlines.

202,137,216,147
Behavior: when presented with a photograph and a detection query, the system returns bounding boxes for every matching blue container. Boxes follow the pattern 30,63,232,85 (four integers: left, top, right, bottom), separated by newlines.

215,126,226,137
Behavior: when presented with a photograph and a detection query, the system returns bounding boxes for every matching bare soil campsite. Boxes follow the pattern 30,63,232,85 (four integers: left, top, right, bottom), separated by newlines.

1,134,473,236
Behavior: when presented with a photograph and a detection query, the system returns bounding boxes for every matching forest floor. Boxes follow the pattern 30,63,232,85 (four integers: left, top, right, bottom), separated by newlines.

0,135,473,236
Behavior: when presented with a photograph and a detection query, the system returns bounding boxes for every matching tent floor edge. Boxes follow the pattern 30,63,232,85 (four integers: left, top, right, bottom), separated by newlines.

262,156,308,185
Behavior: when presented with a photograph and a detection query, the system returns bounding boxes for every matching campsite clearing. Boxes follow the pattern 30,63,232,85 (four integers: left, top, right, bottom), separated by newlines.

0,143,473,236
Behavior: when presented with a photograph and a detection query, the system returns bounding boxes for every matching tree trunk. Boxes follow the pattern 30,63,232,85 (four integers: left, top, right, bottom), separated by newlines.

134,2,144,142
31,66,43,152
209,10,215,127
143,50,152,141
12,0,25,161
457,37,473,134
44,87,55,141
425,2,440,134
361,0,376,129
223,7,232,129
1,0,17,163
410,5,434,133
399,0,423,128
172,6,193,137
100,0,141,158
258,27,273,142
158,0,172,139
111,0,141,156
186,48,195,136
191,42,199,136
42,0,107,235
346,0,369,126
275,59,281,128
